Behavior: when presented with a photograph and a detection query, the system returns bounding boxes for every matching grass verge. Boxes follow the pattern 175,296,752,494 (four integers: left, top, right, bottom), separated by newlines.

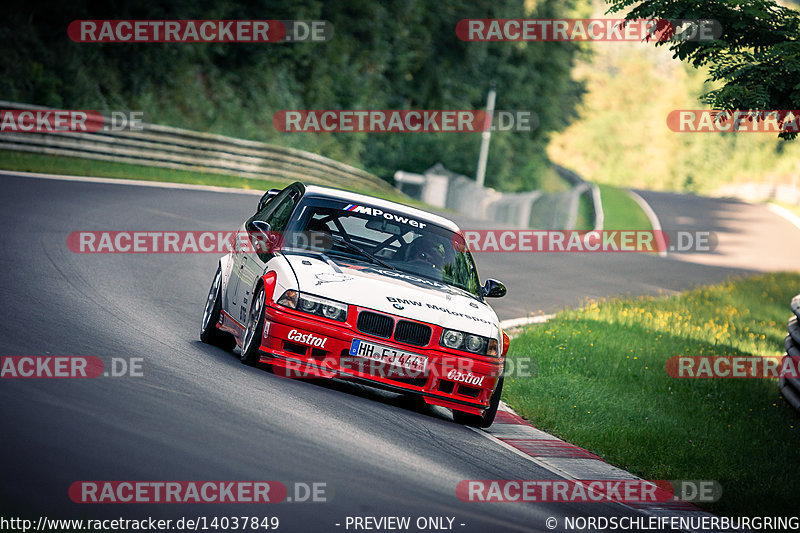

503,272,800,516
0,150,289,191
574,193,594,231
598,184,652,230
538,166,573,194
0,150,415,204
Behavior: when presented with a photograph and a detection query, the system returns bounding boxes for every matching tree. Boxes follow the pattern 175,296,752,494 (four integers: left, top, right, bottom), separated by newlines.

607,0,800,139
0,0,584,190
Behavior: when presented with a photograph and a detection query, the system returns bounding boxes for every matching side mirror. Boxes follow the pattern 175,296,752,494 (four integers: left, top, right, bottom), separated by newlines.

257,188,281,213
250,220,280,255
482,279,507,298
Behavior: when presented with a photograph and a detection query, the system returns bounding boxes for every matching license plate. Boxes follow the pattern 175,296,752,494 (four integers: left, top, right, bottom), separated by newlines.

349,339,427,373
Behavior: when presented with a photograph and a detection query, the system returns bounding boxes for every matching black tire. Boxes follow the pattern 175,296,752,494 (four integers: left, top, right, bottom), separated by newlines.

240,285,266,366
453,376,504,429
200,265,235,350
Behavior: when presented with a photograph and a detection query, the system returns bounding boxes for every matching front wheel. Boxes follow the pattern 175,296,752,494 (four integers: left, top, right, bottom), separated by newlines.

200,266,235,350
453,376,503,428
240,285,266,365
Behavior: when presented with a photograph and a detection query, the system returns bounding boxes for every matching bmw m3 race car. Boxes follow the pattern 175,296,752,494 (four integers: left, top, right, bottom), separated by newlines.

200,182,510,427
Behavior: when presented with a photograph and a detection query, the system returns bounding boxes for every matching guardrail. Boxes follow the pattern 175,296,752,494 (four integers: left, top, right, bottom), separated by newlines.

715,182,800,207
396,163,603,230
0,100,395,194
779,294,800,412
553,164,603,231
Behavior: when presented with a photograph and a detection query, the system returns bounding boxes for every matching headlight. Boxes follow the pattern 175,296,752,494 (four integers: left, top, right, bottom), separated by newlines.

466,335,485,353
276,290,347,322
299,298,318,313
321,304,342,319
440,328,495,356
441,329,464,349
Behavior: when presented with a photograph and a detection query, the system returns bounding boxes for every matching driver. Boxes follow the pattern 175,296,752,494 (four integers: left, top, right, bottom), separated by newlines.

303,217,333,251
407,234,445,268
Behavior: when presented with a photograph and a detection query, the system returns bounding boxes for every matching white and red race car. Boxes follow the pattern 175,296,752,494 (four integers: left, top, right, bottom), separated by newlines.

200,182,509,427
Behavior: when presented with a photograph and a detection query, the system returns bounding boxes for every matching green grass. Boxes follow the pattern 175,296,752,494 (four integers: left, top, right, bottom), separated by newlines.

0,150,417,204
574,193,594,231
538,166,573,194
599,184,652,230
0,150,290,191
503,272,800,516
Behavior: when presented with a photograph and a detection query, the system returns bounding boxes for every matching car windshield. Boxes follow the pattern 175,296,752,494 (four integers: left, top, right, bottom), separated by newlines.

283,197,482,297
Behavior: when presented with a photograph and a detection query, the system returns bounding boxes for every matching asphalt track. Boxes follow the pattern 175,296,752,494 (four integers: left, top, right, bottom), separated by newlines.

634,189,798,274
0,172,796,532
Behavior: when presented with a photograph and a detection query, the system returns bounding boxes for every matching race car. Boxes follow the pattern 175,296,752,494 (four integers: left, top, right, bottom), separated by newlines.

200,182,510,427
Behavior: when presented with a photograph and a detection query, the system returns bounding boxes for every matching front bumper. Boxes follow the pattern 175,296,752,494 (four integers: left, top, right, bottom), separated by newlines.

250,304,503,415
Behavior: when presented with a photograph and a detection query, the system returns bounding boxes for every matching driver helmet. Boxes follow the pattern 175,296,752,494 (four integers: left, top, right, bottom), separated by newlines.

408,234,445,267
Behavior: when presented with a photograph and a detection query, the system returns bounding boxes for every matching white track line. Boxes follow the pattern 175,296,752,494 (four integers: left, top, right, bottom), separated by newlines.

499,314,554,330
0,169,264,195
469,404,728,532
489,320,729,531
591,183,605,231
627,190,668,258
767,203,800,232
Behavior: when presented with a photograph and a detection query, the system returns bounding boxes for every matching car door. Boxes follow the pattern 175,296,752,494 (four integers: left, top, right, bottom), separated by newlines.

235,188,300,324
224,189,281,316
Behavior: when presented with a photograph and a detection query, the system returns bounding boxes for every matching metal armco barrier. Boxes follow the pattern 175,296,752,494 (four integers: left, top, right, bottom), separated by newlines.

779,294,800,412
395,162,603,230
716,182,800,207
0,100,395,194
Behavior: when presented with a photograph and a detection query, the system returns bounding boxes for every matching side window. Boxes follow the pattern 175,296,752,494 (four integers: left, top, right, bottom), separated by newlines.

251,190,297,232
266,195,296,232
252,192,282,223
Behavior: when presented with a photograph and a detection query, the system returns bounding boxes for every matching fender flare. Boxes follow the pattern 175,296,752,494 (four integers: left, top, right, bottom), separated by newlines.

260,270,279,304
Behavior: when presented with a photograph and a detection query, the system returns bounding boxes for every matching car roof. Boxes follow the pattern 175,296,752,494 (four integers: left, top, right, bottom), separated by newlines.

301,184,460,232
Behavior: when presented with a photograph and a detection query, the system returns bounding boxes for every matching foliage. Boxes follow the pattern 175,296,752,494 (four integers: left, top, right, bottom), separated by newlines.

547,36,800,192
0,0,585,191
606,0,800,140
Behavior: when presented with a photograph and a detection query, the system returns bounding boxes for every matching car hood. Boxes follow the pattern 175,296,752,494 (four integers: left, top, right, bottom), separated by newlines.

282,253,499,338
